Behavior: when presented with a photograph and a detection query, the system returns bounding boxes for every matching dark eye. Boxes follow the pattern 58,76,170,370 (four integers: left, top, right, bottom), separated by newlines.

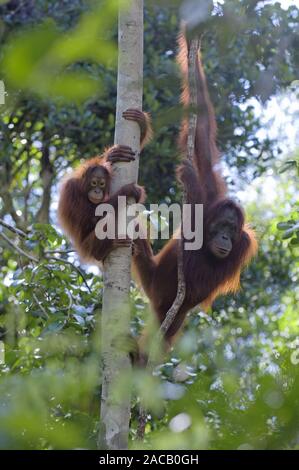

209,225,218,237
91,179,97,187
99,179,106,188
229,226,237,240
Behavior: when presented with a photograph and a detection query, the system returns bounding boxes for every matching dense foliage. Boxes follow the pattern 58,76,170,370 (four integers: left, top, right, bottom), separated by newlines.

0,0,298,449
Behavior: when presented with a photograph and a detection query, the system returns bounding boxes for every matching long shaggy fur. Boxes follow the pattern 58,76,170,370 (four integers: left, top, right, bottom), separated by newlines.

58,156,111,261
133,30,258,344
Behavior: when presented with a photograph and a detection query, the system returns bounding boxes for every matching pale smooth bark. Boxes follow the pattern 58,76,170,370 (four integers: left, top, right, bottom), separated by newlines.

99,0,144,450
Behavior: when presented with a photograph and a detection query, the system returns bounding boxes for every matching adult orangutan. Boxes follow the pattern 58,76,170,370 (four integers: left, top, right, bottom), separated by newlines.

133,34,258,346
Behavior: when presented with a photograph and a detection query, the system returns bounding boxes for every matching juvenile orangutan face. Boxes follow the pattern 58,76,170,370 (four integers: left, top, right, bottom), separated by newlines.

87,168,108,204
208,208,239,259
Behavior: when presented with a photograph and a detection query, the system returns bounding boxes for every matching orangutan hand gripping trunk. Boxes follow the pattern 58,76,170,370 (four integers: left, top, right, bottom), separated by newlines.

133,33,258,346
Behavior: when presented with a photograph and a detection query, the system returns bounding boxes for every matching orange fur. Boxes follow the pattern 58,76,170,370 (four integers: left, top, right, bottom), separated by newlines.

133,31,258,345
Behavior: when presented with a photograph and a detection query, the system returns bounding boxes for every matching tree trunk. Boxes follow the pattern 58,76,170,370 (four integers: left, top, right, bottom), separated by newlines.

98,0,144,450
36,145,53,224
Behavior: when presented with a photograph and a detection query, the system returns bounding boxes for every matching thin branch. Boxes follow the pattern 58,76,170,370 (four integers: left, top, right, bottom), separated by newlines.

62,290,74,326
0,218,27,238
45,255,92,293
45,249,75,255
0,230,38,263
32,292,49,320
